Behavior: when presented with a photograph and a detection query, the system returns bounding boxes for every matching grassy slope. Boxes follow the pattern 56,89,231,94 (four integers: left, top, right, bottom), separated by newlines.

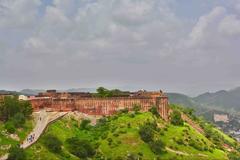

0,119,33,156
26,112,233,160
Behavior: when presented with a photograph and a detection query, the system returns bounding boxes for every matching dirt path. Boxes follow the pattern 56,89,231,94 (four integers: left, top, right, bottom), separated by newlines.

166,147,189,156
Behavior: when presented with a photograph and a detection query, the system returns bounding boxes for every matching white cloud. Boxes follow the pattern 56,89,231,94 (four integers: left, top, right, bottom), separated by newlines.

0,0,40,28
1,0,240,94
219,15,240,36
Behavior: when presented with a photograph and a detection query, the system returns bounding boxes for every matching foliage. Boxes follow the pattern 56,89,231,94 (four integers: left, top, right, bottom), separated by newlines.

66,137,96,158
139,121,157,143
149,140,165,154
228,152,240,160
149,106,160,117
95,87,129,98
0,96,32,122
132,104,141,113
80,119,91,130
8,145,26,160
4,121,16,134
11,113,26,128
170,110,184,126
42,134,62,153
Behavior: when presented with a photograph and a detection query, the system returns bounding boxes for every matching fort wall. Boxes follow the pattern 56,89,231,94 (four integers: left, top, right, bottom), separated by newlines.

29,91,170,120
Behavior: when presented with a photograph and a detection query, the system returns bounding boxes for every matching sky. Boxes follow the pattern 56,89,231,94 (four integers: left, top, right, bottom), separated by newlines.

0,0,240,96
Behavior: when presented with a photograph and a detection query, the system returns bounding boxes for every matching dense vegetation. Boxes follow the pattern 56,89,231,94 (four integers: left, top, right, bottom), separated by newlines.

0,96,33,157
94,87,130,97
25,105,239,160
0,96,32,133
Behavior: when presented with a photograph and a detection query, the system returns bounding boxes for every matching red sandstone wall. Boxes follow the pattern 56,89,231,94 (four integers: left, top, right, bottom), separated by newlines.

30,96,169,120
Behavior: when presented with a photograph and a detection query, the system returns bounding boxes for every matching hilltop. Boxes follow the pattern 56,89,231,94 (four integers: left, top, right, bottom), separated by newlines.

23,105,239,160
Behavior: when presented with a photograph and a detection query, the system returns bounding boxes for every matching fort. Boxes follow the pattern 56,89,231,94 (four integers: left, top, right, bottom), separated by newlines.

29,89,170,120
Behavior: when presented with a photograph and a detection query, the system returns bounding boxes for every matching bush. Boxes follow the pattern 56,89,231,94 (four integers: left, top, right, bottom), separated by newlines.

132,104,141,113
42,134,62,153
149,106,160,117
0,96,32,122
139,124,154,142
149,140,165,154
170,110,183,126
8,145,26,160
11,113,26,128
5,121,16,133
66,137,95,158
80,119,91,130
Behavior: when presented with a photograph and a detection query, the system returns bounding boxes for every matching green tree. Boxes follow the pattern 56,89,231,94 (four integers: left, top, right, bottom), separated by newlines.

80,119,91,130
0,96,32,122
149,140,165,154
66,137,95,158
4,121,16,133
170,110,184,126
132,104,141,113
11,113,25,128
96,87,109,97
149,106,160,117
139,124,154,142
42,134,62,153
8,145,26,160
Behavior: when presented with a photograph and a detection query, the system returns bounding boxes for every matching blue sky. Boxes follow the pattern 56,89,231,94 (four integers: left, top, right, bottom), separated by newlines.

0,0,240,96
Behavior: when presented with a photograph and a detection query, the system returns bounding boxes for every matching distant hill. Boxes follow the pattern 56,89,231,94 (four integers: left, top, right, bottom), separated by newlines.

167,93,197,108
65,88,96,93
194,88,240,112
20,89,45,96
0,90,20,95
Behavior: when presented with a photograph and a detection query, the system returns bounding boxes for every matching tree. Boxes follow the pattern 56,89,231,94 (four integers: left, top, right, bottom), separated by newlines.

80,119,91,130
19,100,32,118
4,121,16,134
132,104,141,113
170,110,184,126
11,113,25,128
0,96,20,121
149,140,165,154
42,134,62,153
139,124,154,142
96,87,109,97
149,106,160,117
0,96,32,122
66,137,95,158
8,145,26,160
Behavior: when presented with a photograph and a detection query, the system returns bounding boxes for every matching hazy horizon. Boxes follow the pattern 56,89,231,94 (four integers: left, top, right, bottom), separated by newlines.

1,0,240,96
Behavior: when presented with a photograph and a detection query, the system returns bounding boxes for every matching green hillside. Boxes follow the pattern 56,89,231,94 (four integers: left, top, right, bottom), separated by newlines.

24,107,239,160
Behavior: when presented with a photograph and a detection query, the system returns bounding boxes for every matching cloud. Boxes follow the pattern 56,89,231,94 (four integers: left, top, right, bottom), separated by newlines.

0,0,240,95
0,0,40,29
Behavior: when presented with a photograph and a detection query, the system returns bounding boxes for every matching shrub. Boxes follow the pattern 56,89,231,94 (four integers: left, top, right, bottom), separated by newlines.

8,145,26,160
0,96,32,122
170,110,183,126
11,113,25,128
132,104,141,113
149,106,160,117
139,125,154,142
42,134,62,153
66,137,95,158
80,119,91,130
5,121,16,134
176,138,184,145
149,140,165,154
